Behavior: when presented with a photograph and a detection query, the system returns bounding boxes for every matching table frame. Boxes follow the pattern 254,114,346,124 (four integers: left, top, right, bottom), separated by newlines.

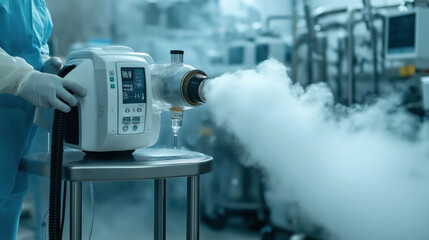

21,149,212,240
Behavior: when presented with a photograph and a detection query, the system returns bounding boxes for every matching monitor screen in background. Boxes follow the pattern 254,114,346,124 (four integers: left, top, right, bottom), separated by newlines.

388,13,416,54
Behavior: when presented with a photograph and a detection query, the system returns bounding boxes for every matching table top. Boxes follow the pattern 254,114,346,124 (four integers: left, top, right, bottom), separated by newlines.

20,148,213,181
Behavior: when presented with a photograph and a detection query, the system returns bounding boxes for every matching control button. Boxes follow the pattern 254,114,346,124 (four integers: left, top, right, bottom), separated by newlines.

123,117,131,124
132,117,140,123
110,84,115,89
125,108,130,113
110,77,115,82
109,71,114,76
123,126,129,132
132,125,138,131
137,107,142,112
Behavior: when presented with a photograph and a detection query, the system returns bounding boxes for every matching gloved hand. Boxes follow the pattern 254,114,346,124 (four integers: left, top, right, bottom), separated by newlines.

17,71,87,113
41,56,63,75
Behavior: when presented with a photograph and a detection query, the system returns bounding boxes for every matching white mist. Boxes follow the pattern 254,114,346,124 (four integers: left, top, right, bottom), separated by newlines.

204,59,429,240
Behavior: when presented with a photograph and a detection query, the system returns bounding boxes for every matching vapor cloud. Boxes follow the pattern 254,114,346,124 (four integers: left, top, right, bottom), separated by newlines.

205,59,429,240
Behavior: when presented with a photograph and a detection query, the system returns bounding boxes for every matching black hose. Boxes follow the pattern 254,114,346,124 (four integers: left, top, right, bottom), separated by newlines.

49,109,65,240
49,65,76,240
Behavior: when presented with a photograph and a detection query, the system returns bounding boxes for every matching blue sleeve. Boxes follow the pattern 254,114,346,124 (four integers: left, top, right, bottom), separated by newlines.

0,0,9,11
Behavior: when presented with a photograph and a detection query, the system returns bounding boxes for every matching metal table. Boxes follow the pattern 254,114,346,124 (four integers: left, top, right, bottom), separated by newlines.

21,148,213,240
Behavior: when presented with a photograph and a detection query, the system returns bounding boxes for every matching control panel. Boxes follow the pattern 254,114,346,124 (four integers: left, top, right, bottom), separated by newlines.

116,63,147,135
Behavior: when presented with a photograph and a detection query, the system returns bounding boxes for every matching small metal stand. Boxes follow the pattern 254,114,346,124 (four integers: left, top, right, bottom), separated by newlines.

21,148,212,240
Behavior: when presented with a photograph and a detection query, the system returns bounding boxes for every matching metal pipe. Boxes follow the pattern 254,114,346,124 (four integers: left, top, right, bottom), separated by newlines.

70,181,82,240
362,0,374,30
291,1,406,95
265,15,294,30
314,6,348,23
347,3,401,106
292,0,299,82
304,0,316,84
362,0,379,95
186,176,199,240
318,22,347,32
314,2,407,24
337,37,345,102
376,13,387,76
291,33,314,84
347,8,357,106
154,179,166,240
318,35,328,83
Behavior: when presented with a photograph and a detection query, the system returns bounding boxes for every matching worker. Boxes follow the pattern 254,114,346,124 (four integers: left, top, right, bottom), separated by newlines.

0,1,86,239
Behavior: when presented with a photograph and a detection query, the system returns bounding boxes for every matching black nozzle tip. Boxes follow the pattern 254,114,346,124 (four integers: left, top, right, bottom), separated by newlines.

187,73,208,104
170,50,184,55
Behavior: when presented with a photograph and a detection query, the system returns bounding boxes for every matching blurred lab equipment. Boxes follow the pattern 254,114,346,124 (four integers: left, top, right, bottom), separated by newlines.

259,1,429,239
225,37,292,71
188,122,268,231
421,77,429,113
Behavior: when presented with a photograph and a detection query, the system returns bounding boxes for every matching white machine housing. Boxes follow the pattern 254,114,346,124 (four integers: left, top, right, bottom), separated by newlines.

62,46,160,152
385,7,429,64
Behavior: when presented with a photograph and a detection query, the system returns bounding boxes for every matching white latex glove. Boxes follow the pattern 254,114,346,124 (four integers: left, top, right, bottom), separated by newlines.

17,71,87,113
41,56,63,75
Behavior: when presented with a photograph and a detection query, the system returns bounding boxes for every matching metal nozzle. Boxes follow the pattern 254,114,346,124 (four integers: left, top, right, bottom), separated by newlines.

150,51,209,111
183,72,208,105
198,80,206,103
171,50,184,64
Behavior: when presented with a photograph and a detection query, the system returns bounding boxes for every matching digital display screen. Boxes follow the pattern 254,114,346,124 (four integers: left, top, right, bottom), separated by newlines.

121,67,146,104
388,13,416,54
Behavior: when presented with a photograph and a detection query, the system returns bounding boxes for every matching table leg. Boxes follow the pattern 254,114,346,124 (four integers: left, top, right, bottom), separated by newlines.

70,181,82,240
154,179,166,240
187,176,200,240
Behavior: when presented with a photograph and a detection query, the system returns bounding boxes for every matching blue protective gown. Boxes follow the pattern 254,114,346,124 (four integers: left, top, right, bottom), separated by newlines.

0,0,52,239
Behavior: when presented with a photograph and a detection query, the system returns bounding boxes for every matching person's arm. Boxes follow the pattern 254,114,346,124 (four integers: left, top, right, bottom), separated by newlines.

0,47,86,112
0,47,34,94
